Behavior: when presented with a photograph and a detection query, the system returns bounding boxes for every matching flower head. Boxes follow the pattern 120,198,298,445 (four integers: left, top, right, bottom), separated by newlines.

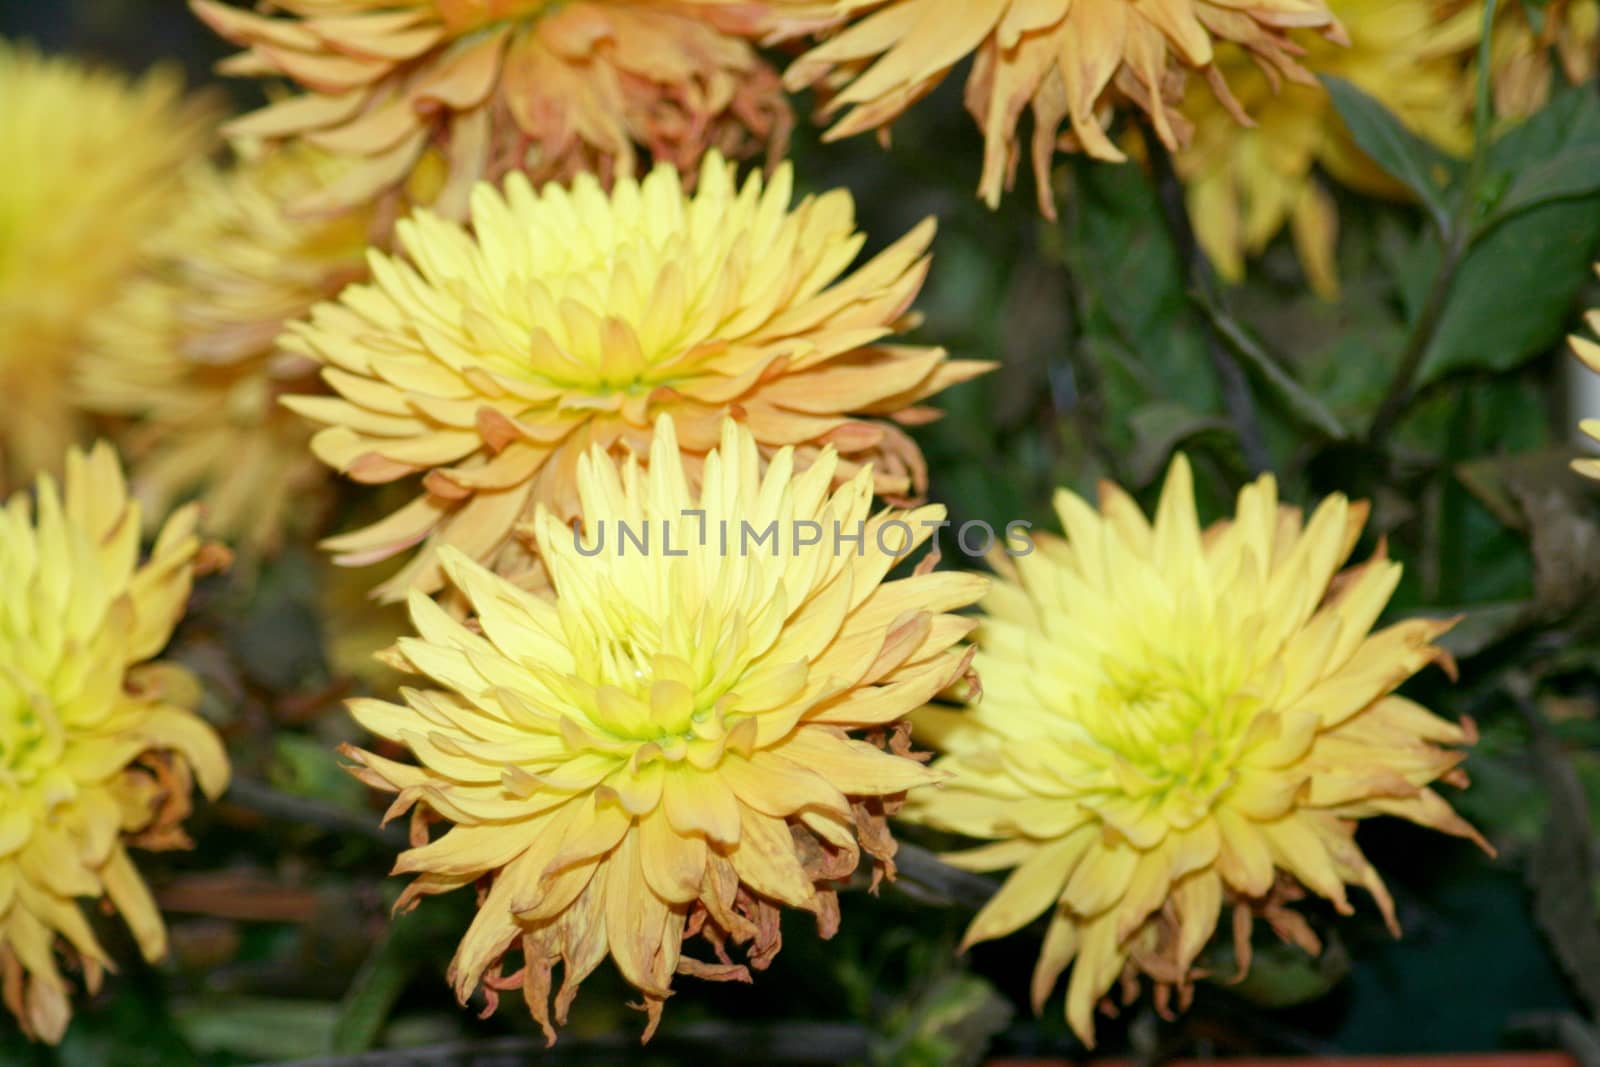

903,455,1484,1046
342,415,983,1041
284,152,986,601
777,0,1344,215
1176,0,1469,297
79,145,376,557
0,43,213,487
0,444,230,1043
191,0,793,218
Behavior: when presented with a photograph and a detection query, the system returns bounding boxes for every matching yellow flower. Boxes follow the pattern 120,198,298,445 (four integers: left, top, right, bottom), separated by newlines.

79,145,375,558
341,415,983,1041
0,444,230,1043
1437,0,1598,119
283,152,986,601
191,0,793,219
1176,0,1469,298
776,0,1344,215
903,455,1485,1046
0,43,213,488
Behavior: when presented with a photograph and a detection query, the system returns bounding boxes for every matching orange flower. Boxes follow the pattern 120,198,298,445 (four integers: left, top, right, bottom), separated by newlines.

191,0,793,218
777,0,1345,215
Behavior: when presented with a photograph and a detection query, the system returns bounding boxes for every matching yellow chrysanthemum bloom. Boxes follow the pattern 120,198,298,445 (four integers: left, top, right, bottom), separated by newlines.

0,43,213,488
78,145,375,558
904,455,1485,1046
1437,0,1598,119
1176,0,1469,298
190,0,792,219
342,415,983,1041
0,444,230,1043
283,152,986,601
776,0,1344,215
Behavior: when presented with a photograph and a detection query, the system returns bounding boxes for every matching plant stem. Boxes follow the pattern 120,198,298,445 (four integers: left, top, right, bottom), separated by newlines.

1140,123,1273,475
1365,0,1498,445
224,778,404,848
891,842,1001,911
1364,226,1471,443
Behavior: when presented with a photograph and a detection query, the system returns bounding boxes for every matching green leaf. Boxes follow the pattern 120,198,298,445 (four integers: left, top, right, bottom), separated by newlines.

172,997,341,1062
1322,74,1456,234
1126,403,1230,485
1390,87,1600,386
1479,89,1600,231
1413,200,1600,384
1488,145,1600,227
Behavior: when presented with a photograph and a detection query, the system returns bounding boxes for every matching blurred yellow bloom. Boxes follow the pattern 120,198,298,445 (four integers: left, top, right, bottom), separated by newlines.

0,43,213,488
776,0,1344,215
284,152,986,601
1438,0,1598,119
80,146,374,558
1176,0,1469,298
905,455,1485,1046
342,416,982,1041
191,0,792,219
0,444,230,1043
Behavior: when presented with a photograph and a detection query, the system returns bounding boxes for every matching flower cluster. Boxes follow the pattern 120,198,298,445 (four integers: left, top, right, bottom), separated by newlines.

4,0,1547,1044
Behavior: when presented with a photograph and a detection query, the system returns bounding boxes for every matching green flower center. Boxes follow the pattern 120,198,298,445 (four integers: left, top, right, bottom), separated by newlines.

1089,655,1249,802
0,688,59,785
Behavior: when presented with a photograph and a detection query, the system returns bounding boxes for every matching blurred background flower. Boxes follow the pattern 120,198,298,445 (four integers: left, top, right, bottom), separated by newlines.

1173,0,1470,297
1439,0,1598,119
78,144,376,561
0,43,214,490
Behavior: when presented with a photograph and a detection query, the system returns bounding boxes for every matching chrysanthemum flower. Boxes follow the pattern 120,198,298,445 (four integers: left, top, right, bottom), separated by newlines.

0,444,230,1043
190,0,793,219
283,152,985,601
903,455,1485,1046
0,43,213,488
1176,0,1469,298
1436,0,1597,119
78,145,377,558
341,415,982,1040
776,0,1344,215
